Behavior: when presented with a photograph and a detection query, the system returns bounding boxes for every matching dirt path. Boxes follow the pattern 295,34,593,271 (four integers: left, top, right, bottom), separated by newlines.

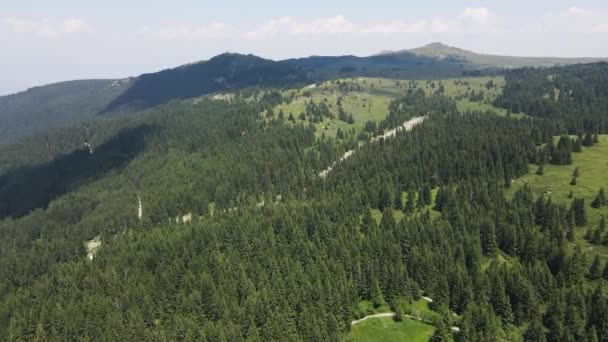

351,312,396,325
137,195,142,220
319,116,425,178
351,296,460,332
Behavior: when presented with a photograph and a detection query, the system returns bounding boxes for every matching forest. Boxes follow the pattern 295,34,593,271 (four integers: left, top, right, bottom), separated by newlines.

0,63,608,341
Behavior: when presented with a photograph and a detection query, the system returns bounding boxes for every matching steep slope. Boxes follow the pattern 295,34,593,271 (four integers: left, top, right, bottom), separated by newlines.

102,53,309,113
384,42,608,68
0,79,130,145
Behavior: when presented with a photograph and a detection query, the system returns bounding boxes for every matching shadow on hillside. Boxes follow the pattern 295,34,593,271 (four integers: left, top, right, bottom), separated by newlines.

0,124,153,219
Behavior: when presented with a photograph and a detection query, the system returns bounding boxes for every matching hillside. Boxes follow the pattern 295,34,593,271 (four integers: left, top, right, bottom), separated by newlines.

2,45,606,146
102,53,310,113
0,79,130,145
105,51,498,113
383,42,608,68
2,64,608,340
283,52,474,79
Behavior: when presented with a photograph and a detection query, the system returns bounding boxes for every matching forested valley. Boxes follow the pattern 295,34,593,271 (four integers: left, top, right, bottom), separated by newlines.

1,64,608,341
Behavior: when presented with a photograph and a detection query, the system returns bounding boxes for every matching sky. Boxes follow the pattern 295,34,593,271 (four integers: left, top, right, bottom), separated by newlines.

2,0,608,95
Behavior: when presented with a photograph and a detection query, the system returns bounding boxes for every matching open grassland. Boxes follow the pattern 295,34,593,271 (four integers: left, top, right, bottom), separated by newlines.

347,317,434,342
509,135,608,257
274,76,509,139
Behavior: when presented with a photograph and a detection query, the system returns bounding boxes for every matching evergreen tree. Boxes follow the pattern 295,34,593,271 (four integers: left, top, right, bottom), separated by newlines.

536,165,544,175
361,208,376,235
422,185,432,206
583,132,594,147
481,221,498,256
371,280,384,308
404,191,415,213
394,190,403,210
588,255,602,280
524,315,547,342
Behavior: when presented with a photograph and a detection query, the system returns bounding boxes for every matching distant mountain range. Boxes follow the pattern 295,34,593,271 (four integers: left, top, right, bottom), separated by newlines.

1,42,606,145
381,42,607,68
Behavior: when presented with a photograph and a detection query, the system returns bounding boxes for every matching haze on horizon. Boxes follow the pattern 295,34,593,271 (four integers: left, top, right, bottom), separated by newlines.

2,0,608,95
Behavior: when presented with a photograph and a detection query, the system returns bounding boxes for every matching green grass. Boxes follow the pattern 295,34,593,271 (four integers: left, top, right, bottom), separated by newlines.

408,298,435,318
371,208,405,224
406,77,521,117
509,135,608,257
275,76,510,139
356,300,392,315
347,317,434,342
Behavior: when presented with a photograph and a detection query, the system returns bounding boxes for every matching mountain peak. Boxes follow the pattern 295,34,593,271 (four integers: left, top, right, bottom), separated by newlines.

424,42,449,48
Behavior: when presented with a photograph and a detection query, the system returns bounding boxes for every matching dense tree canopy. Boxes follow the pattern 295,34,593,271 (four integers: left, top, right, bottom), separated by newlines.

1,64,608,341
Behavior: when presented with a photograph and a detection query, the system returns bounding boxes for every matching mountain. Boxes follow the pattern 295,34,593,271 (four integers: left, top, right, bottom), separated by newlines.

283,52,472,79
0,79,130,145
105,52,478,114
3,64,608,340
101,53,309,113
2,60,608,340
382,42,608,68
2,44,607,145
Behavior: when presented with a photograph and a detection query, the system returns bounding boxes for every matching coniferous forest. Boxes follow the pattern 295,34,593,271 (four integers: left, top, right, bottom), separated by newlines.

1,61,608,341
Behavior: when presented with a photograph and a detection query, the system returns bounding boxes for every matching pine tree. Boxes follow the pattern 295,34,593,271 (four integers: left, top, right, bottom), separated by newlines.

361,208,376,235
430,317,452,342
592,194,603,208
570,177,577,186
380,207,396,231
536,165,544,175
573,138,583,152
404,191,415,213
422,185,432,206
570,198,587,226
394,190,403,210
378,185,393,210
371,279,384,308
591,228,602,244
583,132,594,147
587,255,602,280
433,187,445,211
481,221,498,256
524,314,547,342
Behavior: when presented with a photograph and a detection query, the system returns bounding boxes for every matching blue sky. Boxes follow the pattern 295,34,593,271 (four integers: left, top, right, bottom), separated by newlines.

2,0,608,95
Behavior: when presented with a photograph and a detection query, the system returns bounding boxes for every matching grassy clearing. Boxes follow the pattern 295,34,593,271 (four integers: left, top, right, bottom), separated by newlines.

408,298,436,319
347,317,434,342
509,135,608,257
356,300,392,315
275,76,509,139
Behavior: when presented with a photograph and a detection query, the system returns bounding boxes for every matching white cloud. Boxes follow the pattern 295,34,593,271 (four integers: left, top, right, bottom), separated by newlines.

138,23,231,39
245,15,356,38
138,7,504,41
537,6,608,33
3,17,91,37
245,9,503,38
360,20,427,34
461,7,491,22
136,6,608,43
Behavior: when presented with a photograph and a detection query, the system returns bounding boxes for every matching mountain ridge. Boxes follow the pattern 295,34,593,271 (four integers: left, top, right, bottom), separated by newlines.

380,42,608,67
2,43,607,145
